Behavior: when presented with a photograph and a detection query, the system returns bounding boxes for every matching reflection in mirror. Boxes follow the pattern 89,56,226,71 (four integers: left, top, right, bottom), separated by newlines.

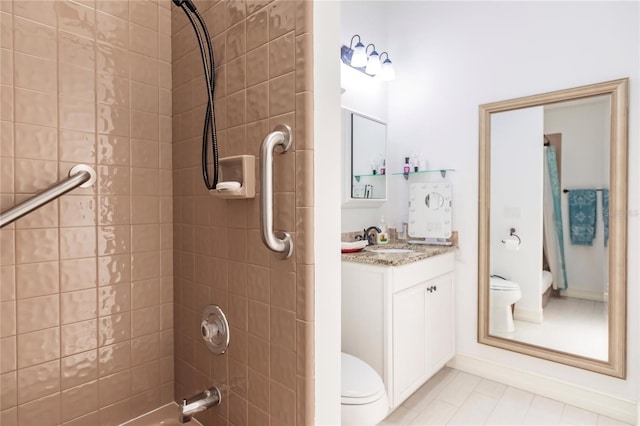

478,79,628,378
342,108,387,206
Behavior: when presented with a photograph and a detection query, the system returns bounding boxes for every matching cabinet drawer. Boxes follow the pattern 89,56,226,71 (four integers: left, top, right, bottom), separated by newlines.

392,252,455,293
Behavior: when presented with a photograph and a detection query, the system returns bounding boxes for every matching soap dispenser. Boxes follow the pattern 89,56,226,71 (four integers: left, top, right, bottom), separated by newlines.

377,216,389,244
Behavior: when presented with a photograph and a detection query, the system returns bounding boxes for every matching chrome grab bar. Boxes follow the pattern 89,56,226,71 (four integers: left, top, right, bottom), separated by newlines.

0,164,97,228
260,124,293,259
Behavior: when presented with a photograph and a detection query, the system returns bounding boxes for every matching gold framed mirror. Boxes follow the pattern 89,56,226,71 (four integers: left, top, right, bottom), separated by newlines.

478,78,628,378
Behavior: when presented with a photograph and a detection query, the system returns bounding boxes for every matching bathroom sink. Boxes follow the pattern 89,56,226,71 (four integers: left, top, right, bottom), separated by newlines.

371,248,415,254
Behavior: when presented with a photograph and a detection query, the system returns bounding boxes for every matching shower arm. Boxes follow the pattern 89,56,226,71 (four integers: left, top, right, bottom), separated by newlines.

260,125,294,259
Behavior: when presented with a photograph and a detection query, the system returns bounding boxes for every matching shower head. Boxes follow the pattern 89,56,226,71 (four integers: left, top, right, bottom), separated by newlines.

172,0,197,13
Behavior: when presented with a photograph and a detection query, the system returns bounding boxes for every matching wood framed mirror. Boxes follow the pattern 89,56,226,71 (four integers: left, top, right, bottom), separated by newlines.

478,78,628,378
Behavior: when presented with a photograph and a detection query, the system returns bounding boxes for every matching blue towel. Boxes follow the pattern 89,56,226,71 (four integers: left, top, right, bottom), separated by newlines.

568,189,597,245
602,189,609,247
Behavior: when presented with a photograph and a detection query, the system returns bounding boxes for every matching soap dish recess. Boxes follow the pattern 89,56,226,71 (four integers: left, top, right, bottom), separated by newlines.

210,155,255,199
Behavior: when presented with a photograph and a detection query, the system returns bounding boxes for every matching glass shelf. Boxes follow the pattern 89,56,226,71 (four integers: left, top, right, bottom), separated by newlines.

354,173,387,182
392,169,456,180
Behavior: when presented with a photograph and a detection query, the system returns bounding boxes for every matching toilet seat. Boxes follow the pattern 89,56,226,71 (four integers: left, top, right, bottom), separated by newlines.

341,353,385,405
490,278,519,291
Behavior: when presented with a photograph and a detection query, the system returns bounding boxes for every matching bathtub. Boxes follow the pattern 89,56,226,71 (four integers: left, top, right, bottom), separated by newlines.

120,403,203,426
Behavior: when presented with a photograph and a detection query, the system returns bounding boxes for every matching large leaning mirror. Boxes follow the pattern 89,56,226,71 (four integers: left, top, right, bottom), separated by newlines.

342,108,387,207
478,79,628,378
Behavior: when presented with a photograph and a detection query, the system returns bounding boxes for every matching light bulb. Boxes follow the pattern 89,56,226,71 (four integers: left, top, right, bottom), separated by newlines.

365,50,381,75
350,41,367,68
380,58,395,81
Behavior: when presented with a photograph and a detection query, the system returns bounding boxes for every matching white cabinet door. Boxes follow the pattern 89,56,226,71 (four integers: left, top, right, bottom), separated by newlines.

392,282,427,406
425,272,455,373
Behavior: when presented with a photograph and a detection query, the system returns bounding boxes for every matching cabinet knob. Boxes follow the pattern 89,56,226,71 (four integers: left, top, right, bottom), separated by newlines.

433,285,437,292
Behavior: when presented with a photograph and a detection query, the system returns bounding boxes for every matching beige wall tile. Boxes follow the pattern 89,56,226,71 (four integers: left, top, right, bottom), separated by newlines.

96,43,128,77
15,262,59,299
17,359,60,404
58,1,95,39
16,328,60,369
99,341,130,377
14,18,57,60
246,10,268,52
270,344,296,389
1,371,17,410
14,53,57,94
59,32,95,70
98,370,131,406
60,63,95,101
61,350,98,390
270,33,295,79
98,283,131,317
61,289,98,325
1,336,17,374
16,295,59,333
13,1,57,27
96,1,129,20
17,392,61,426
97,11,129,49
98,397,132,426
97,135,130,166
61,319,97,357
14,88,57,128
98,312,130,347
61,379,99,423
4,2,172,421
130,24,158,58
268,1,296,41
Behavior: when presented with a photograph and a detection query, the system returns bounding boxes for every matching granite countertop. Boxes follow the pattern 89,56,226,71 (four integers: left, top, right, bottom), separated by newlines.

341,241,458,267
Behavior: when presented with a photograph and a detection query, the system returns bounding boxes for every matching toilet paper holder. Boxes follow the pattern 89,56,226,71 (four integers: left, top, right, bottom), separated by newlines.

501,228,521,246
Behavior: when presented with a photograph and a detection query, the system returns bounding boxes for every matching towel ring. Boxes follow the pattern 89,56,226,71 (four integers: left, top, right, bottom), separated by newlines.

501,228,521,245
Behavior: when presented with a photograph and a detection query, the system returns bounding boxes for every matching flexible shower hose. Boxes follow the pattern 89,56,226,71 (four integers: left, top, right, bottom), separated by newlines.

173,0,219,190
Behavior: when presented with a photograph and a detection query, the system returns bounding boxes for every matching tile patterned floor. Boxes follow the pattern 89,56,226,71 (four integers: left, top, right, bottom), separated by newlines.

379,368,630,426
492,297,608,360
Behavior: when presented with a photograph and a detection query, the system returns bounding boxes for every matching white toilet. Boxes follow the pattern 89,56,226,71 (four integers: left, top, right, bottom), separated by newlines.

341,352,389,425
489,277,522,333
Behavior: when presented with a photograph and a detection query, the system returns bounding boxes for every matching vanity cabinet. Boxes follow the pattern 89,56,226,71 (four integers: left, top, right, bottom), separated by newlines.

342,252,455,409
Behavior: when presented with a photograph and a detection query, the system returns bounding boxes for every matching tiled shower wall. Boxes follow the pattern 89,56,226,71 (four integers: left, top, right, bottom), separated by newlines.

0,1,173,425
171,1,314,425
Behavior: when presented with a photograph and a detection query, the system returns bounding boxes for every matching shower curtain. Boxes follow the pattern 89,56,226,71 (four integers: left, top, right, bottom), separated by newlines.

543,146,568,290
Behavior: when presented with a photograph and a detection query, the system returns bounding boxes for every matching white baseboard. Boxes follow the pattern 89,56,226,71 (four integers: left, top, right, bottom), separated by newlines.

514,306,543,324
448,353,637,424
560,288,606,302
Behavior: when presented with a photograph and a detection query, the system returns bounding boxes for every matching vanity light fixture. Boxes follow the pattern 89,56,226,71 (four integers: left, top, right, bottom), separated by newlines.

340,35,395,80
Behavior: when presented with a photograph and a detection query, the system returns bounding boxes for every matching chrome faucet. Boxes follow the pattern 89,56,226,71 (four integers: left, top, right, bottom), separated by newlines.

355,226,382,246
179,386,221,423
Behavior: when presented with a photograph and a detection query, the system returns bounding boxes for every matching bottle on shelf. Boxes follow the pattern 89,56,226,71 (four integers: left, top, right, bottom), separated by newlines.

377,216,389,244
403,157,411,173
410,153,419,172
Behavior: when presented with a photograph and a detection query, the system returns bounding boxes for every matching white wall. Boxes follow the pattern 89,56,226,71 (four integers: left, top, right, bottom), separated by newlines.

490,107,544,320
545,99,611,299
340,1,392,232
386,1,639,401
314,1,342,424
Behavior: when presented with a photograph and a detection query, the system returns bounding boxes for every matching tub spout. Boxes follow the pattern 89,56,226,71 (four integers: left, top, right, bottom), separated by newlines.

179,386,222,423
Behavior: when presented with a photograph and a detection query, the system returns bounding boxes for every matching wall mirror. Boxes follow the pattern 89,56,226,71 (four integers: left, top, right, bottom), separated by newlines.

478,79,628,378
342,108,387,207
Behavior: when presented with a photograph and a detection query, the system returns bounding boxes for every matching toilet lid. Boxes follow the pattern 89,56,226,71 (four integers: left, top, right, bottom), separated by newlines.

490,277,519,291
341,353,385,404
